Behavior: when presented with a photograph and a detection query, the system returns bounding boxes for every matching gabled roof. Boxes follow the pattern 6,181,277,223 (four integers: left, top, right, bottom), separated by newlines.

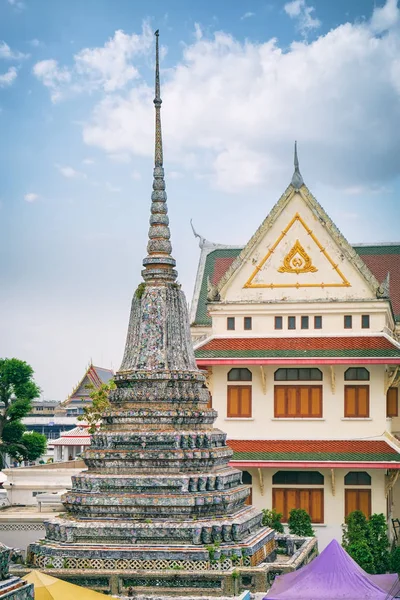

213,183,380,300
227,439,400,468
195,334,400,363
191,242,400,326
61,364,114,407
51,426,91,446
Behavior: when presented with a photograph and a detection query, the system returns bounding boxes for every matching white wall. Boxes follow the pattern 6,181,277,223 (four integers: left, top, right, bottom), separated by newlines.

212,364,387,440
246,467,386,550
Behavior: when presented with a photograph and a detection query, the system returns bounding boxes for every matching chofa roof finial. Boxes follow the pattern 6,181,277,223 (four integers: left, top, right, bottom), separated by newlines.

291,141,304,189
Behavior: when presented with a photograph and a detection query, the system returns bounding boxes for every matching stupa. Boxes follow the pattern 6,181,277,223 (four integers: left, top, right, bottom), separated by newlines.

27,31,276,597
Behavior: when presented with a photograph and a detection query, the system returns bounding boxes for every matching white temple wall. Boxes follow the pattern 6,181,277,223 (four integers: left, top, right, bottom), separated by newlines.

211,364,388,440
245,467,386,551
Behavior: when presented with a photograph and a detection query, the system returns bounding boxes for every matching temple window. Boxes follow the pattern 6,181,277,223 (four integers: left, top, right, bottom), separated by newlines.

344,472,372,518
301,316,309,329
228,368,252,381
344,315,352,329
344,368,370,381
274,386,323,418
314,315,322,329
387,388,398,417
344,472,371,485
274,368,323,381
288,316,296,330
275,316,283,330
273,471,324,485
273,485,324,523
227,317,235,330
344,386,369,418
244,317,252,331
227,369,252,418
242,471,253,505
361,315,370,329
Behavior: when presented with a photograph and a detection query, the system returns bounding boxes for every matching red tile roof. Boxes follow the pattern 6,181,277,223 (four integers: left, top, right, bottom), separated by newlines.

227,439,400,464
195,335,400,360
356,251,400,319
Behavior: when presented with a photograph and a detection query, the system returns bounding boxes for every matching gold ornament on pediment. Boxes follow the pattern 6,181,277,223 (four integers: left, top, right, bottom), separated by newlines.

278,239,318,275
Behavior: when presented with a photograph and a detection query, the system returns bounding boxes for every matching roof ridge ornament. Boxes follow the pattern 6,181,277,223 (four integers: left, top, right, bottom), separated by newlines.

142,30,177,284
291,140,304,190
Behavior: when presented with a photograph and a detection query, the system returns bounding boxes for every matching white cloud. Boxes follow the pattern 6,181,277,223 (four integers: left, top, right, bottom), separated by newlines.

29,39,42,48
56,164,86,179
132,170,142,180
0,66,17,87
80,2,400,193
7,0,25,10
33,60,72,102
0,41,28,60
370,0,399,33
32,23,153,102
284,0,321,36
24,193,39,202
241,12,255,20
82,158,95,165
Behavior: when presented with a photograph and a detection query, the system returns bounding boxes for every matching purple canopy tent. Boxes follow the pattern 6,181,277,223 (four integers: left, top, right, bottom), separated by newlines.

265,539,400,600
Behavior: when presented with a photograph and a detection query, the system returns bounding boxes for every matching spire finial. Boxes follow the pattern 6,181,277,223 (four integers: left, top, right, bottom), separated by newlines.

141,30,177,284
291,140,304,189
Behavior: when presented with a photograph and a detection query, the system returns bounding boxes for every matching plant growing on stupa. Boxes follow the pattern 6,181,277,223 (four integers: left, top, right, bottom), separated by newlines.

288,508,314,537
0,358,47,467
262,508,284,533
77,381,116,433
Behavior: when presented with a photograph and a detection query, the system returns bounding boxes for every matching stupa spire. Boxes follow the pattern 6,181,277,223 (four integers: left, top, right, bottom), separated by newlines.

142,30,177,284
291,140,304,189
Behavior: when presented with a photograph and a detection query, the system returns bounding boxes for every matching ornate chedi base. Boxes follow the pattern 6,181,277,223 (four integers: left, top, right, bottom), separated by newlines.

27,287,275,597
0,545,33,600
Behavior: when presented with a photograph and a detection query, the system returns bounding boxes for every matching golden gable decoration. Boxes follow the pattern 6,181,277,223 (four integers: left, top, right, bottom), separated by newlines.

244,212,351,289
278,239,317,274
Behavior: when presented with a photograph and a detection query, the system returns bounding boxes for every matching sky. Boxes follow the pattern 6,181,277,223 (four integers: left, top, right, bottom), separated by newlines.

1,0,400,400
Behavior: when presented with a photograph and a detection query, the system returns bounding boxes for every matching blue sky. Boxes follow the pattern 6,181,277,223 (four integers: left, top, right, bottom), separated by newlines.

1,0,400,400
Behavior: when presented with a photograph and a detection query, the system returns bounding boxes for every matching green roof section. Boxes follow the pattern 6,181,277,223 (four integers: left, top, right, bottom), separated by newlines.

194,248,241,326
231,450,400,463
354,245,400,256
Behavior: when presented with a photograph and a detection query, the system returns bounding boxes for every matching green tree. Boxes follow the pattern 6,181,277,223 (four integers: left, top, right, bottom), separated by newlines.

78,381,116,433
342,510,369,550
288,509,314,537
347,540,375,574
367,513,390,574
262,508,284,533
0,358,47,466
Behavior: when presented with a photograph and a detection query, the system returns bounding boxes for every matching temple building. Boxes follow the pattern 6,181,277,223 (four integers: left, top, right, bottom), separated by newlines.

190,144,400,549
26,32,318,598
56,364,114,418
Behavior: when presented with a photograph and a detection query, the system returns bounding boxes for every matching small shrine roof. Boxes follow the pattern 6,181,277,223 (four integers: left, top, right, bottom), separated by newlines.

191,244,400,327
227,438,400,468
51,427,91,446
195,334,400,363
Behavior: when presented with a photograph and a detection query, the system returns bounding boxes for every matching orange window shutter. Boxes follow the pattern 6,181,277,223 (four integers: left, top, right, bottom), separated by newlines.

299,489,311,515
310,489,324,523
240,386,252,418
387,388,398,417
357,386,369,418
274,387,286,418
345,489,358,517
311,387,322,417
273,489,286,521
286,489,298,519
358,489,372,518
227,387,239,417
345,386,356,417
299,387,310,417
287,387,298,417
